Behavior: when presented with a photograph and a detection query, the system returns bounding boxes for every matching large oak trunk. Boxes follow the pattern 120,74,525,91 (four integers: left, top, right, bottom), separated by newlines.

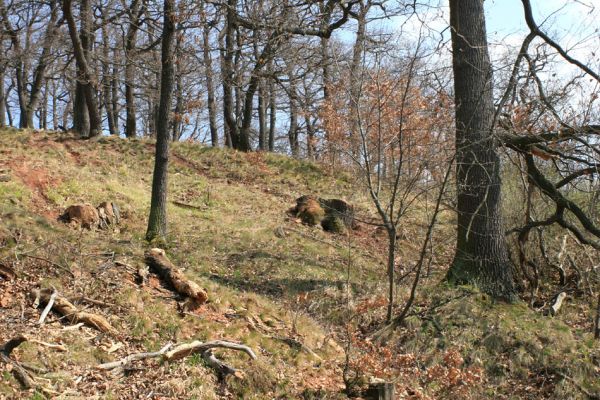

446,0,516,300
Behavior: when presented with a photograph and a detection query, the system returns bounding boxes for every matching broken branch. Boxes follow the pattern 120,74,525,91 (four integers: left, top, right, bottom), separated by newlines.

97,339,257,373
30,288,117,335
38,289,57,325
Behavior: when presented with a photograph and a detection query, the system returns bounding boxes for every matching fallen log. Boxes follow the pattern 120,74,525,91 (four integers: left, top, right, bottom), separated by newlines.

144,248,208,304
97,339,256,375
30,288,116,335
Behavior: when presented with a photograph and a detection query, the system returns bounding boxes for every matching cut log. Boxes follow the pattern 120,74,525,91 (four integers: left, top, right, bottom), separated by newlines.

30,288,116,334
144,248,208,304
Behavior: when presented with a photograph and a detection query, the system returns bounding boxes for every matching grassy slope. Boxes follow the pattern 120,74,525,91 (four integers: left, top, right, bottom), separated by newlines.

0,128,598,399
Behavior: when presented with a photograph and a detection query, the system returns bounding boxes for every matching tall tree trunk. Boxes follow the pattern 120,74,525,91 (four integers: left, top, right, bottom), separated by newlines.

71,0,91,136
305,115,315,159
222,0,238,148
0,69,6,128
253,31,266,151
237,34,279,152
111,58,119,134
41,81,48,129
51,80,58,130
1,0,29,129
218,32,231,147
24,1,59,128
348,3,368,157
287,83,299,157
268,74,276,152
124,0,142,138
172,52,184,142
446,0,516,300
64,0,101,137
258,81,267,151
201,9,218,147
146,0,175,241
101,19,117,135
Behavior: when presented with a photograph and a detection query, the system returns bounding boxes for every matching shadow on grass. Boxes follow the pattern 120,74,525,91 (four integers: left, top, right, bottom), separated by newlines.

208,274,349,298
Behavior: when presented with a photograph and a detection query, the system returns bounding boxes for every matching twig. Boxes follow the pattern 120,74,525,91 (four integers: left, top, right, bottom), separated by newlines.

38,290,58,325
62,322,85,331
20,254,74,278
555,370,600,400
29,340,67,352
72,296,116,308
172,200,207,211
270,336,322,360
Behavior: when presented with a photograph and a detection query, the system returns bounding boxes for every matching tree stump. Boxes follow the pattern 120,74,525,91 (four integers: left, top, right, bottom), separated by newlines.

364,381,395,400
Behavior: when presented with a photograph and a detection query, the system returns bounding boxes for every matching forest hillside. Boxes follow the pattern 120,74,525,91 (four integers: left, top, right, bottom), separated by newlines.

0,128,599,400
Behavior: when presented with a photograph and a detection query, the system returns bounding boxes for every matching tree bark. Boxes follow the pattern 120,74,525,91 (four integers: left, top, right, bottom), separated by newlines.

171,34,184,141
287,81,299,157
201,6,219,147
348,3,369,155
101,18,118,135
0,67,6,127
446,0,516,300
146,0,175,241
63,0,102,137
222,0,238,148
268,64,276,152
258,80,267,151
24,1,59,129
124,0,142,138
71,0,91,136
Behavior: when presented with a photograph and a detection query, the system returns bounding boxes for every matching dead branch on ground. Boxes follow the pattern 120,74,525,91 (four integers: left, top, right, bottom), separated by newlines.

97,339,256,377
30,288,117,335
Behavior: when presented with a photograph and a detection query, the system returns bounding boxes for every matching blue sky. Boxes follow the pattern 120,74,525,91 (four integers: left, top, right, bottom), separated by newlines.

486,0,599,52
